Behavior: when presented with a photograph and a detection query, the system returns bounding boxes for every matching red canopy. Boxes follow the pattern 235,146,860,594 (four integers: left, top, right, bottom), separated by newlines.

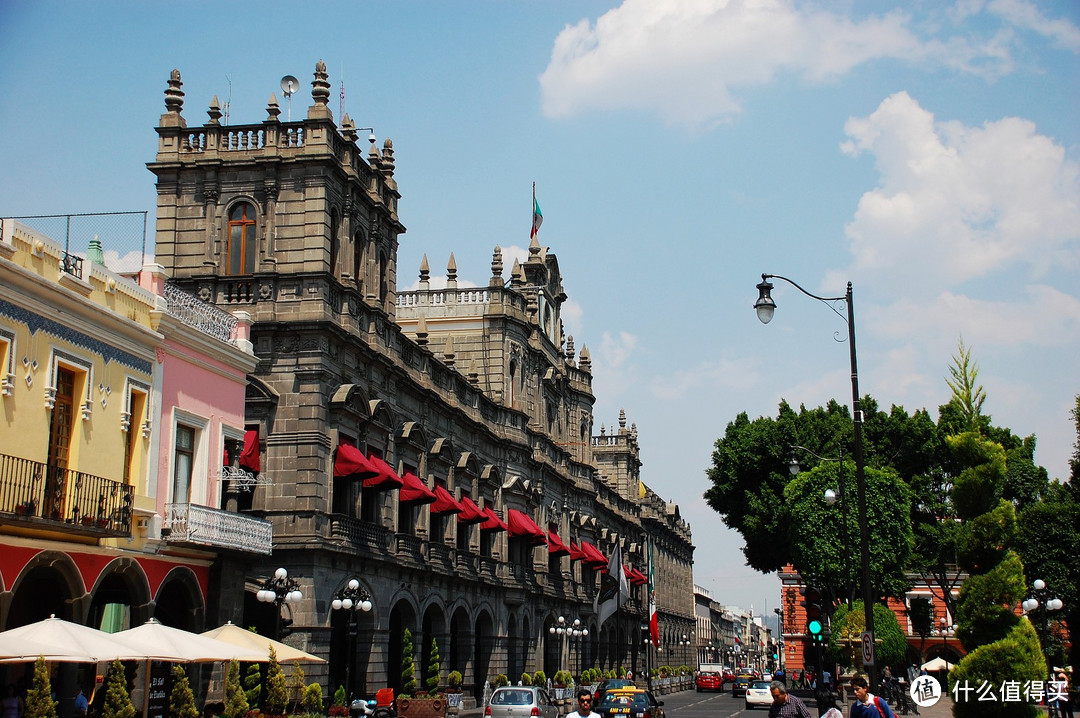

625,566,647,585
363,454,404,491
479,506,507,532
456,496,486,524
399,472,436,504
333,443,379,479
239,429,260,472
547,531,570,556
506,509,546,545
568,542,585,562
430,486,462,515
579,541,608,566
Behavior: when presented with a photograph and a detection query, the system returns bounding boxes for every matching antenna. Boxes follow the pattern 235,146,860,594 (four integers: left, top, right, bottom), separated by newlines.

280,75,299,121
223,74,232,126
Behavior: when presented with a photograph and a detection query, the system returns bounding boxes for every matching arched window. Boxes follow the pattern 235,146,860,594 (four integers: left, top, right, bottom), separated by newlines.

226,202,257,275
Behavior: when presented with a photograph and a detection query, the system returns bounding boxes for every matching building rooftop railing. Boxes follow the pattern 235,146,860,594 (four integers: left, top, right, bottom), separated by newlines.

163,282,237,344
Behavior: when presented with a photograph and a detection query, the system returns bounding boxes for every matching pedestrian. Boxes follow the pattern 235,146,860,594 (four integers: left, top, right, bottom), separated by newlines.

2,685,23,718
74,688,88,718
572,688,600,718
814,688,843,718
849,675,897,718
1054,671,1073,718
767,681,811,718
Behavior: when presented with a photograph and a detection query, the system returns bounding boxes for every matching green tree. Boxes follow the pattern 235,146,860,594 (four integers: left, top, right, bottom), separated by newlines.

333,686,347,709
224,660,249,718
170,665,198,718
102,660,135,718
944,338,986,433
425,636,441,693
400,628,417,696
264,647,288,716
784,460,913,601
827,601,907,670
302,684,323,714
243,662,262,709
288,661,306,713
949,619,1045,718
25,656,57,718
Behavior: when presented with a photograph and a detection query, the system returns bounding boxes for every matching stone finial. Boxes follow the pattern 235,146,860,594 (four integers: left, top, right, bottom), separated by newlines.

467,361,480,386
446,253,457,288
311,60,331,105
600,424,606,437
490,245,503,286
369,139,382,166
266,93,281,121
415,316,428,346
529,234,541,258
510,259,524,287
579,345,591,372
87,235,105,267
619,409,627,430
207,96,222,125
443,335,456,367
631,422,638,440
566,335,575,363
341,113,357,142
381,138,395,174
164,69,185,113
419,254,430,288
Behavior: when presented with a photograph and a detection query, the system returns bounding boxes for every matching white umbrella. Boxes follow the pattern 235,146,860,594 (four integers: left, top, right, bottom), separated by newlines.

115,619,258,662
921,657,955,671
0,616,144,663
201,622,325,663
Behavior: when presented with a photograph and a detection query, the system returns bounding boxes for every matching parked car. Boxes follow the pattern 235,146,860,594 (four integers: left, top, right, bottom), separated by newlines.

485,687,558,718
744,680,772,710
695,671,722,692
731,674,755,697
596,689,664,718
593,678,634,706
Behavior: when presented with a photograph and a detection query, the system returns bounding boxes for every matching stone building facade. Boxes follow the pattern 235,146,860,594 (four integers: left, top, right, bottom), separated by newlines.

146,61,694,696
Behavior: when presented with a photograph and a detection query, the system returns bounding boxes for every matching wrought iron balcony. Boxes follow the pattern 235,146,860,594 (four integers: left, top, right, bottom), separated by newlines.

163,282,238,344
0,453,132,537
164,503,272,554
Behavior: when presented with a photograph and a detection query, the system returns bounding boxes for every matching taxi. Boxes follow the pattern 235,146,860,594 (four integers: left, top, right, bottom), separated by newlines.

596,688,665,718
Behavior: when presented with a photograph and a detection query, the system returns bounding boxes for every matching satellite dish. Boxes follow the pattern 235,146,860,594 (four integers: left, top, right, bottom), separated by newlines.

280,75,299,97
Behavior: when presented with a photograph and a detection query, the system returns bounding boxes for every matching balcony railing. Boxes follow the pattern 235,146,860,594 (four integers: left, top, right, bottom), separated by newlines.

163,282,238,344
164,503,272,554
0,453,132,536
329,514,394,554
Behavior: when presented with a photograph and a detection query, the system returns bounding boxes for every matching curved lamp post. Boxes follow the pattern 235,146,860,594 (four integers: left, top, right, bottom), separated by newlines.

257,566,303,639
332,578,372,697
1023,579,1064,695
755,273,876,686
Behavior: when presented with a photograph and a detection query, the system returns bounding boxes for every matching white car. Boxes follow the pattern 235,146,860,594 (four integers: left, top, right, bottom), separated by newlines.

744,680,773,710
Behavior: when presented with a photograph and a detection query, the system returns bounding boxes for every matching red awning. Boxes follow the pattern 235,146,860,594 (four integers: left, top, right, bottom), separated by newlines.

399,472,436,504
457,496,486,524
579,541,608,566
568,542,585,562
626,566,647,585
479,506,507,532
363,454,404,491
506,509,546,545
333,443,379,479
239,429,260,472
547,531,570,557
430,486,462,515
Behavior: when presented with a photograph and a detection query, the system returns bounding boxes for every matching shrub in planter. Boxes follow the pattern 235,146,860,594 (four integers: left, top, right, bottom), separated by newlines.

333,686,347,710
26,656,57,718
425,637,441,695
170,665,198,718
401,628,418,696
225,660,249,718
520,673,532,686
533,671,546,687
553,672,573,687
447,671,463,691
264,647,288,716
493,674,509,688
102,659,135,718
302,683,324,714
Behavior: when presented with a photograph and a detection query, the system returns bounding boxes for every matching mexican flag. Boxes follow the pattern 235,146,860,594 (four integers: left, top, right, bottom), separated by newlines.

531,185,543,239
648,536,659,647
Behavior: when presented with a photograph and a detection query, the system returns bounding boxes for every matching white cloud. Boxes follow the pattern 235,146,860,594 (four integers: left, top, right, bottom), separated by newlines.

836,91,1080,291
539,0,1025,128
988,0,1080,51
651,357,760,400
589,330,640,402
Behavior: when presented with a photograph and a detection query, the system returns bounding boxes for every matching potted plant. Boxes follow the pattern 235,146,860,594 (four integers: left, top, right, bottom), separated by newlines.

532,671,546,689
444,671,463,709
398,630,445,718
520,673,532,687
552,671,573,702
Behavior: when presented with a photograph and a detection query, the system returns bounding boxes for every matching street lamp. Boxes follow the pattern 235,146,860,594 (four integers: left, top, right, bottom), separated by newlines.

790,445,852,605
332,578,372,697
755,273,876,686
550,616,588,676
257,567,303,639
1023,579,1064,692
773,608,784,675
937,617,954,659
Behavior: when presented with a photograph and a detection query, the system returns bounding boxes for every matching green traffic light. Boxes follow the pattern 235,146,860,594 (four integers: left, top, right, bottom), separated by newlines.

808,619,822,635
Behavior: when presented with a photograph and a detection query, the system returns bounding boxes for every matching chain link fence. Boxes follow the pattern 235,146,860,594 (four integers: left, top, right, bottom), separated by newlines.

2,211,149,274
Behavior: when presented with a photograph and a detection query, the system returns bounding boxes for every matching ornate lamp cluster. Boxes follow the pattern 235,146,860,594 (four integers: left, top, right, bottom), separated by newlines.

257,567,303,605
549,615,588,639
333,578,373,613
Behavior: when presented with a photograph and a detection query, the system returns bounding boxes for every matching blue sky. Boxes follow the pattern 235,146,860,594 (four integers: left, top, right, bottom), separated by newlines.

2,0,1078,615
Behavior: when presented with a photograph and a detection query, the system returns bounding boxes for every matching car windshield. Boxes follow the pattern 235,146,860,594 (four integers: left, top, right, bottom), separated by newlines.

601,694,647,710
699,672,718,678
750,682,771,689
492,690,534,705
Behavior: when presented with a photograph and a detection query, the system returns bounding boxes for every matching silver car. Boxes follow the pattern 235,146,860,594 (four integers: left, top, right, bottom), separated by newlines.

486,687,558,718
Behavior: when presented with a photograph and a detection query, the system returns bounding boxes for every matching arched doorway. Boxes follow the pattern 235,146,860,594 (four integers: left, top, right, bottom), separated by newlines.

388,598,419,695
449,607,472,692
88,558,151,632
154,567,205,631
421,603,448,693
5,551,83,629
473,610,495,697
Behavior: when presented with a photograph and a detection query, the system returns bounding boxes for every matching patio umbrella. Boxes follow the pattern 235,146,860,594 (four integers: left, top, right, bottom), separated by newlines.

201,622,325,663
0,615,144,663
920,657,955,671
115,619,257,662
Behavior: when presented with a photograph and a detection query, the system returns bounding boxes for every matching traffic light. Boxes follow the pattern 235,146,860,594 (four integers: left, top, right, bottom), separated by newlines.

801,585,823,637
